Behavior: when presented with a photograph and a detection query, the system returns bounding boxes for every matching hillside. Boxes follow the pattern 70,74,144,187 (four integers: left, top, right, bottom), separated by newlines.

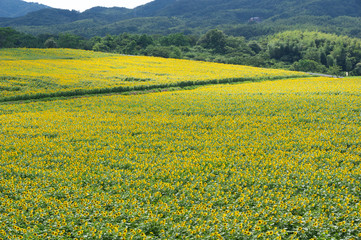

1,0,361,37
133,0,361,20
0,0,49,18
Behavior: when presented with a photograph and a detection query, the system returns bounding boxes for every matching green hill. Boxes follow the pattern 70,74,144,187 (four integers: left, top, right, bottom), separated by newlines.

1,0,361,37
134,0,361,19
0,0,49,18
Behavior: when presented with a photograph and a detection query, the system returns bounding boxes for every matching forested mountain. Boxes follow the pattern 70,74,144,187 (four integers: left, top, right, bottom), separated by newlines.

1,0,361,38
0,7,131,26
0,0,49,18
133,0,361,20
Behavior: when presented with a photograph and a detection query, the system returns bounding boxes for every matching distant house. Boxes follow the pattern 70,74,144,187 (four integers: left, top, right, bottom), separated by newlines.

248,17,262,23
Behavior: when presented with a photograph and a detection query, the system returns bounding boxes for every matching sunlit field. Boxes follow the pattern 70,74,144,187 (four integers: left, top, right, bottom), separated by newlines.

0,48,308,102
1,76,360,239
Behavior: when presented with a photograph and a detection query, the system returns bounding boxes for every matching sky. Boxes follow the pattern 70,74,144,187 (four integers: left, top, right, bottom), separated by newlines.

24,0,154,12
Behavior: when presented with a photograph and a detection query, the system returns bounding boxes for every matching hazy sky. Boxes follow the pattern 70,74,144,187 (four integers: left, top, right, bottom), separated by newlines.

24,0,154,11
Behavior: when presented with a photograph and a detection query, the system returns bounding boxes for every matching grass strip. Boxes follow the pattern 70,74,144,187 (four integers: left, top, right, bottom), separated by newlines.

0,74,311,103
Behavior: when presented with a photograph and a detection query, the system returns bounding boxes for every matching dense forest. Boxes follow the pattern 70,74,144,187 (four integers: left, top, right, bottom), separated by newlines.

2,27,361,76
2,0,361,38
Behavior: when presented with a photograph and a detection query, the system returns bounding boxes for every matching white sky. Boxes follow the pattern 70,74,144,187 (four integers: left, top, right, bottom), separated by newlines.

24,0,154,12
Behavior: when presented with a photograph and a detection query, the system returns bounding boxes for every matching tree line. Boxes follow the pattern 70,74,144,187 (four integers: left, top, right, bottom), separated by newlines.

2,27,361,76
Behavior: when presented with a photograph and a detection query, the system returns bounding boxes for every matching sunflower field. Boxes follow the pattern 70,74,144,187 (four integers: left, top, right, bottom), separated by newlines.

0,49,361,240
0,48,307,102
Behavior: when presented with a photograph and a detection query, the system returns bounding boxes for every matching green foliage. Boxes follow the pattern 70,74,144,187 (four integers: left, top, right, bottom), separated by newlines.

265,30,361,74
44,38,57,48
197,29,227,54
3,26,361,75
144,45,182,59
57,33,86,49
327,65,343,77
352,62,361,75
137,34,153,48
248,41,262,54
0,27,42,48
291,59,327,73
160,33,191,47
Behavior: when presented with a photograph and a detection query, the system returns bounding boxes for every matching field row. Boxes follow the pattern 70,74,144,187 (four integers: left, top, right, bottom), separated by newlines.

0,48,308,102
0,77,360,239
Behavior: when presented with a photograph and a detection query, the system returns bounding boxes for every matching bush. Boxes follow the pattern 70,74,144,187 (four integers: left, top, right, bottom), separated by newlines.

144,45,182,59
291,59,327,73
